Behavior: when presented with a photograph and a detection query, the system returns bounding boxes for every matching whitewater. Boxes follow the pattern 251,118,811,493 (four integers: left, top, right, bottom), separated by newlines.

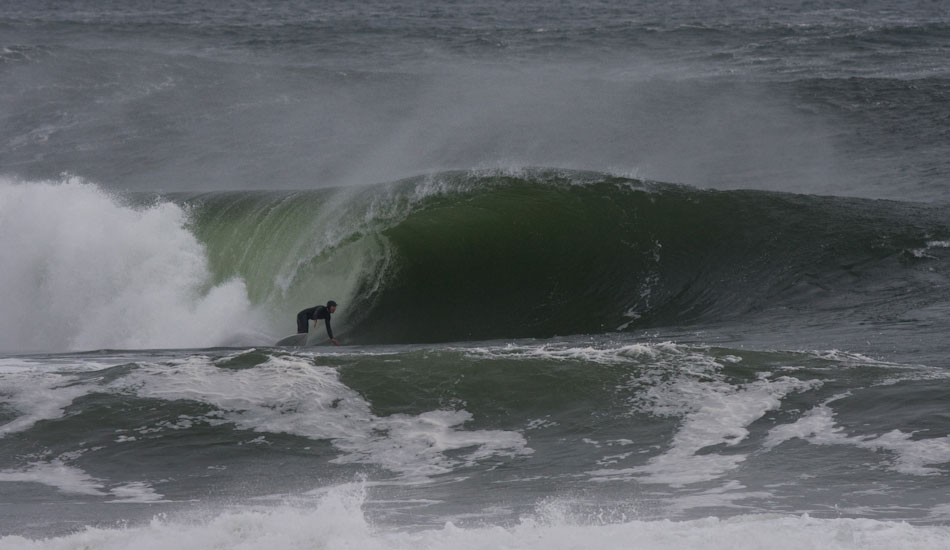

2,1,950,548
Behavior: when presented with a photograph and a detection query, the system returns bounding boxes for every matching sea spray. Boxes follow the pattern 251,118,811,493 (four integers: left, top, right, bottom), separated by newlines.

0,177,261,351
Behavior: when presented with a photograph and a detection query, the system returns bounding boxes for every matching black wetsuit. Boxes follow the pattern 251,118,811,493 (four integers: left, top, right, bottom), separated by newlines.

297,305,333,338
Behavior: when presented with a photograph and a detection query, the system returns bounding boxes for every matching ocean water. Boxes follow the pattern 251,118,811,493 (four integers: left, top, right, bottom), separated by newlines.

2,1,950,548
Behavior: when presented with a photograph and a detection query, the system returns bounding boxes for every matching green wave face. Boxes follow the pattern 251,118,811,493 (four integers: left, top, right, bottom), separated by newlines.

181,187,395,337
180,170,950,344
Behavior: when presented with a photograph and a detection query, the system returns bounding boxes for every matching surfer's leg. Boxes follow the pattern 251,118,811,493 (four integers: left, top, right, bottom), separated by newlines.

296,311,309,333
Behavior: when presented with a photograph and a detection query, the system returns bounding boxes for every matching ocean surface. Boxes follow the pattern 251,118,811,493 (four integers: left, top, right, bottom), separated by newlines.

2,1,950,548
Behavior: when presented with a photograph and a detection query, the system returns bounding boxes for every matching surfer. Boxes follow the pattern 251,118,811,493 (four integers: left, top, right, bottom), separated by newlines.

297,300,339,345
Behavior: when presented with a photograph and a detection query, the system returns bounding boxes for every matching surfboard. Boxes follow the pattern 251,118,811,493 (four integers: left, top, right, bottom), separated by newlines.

274,333,309,347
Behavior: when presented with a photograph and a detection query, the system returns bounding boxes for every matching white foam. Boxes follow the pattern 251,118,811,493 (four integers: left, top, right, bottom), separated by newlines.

0,371,95,437
545,344,821,486
0,358,44,374
0,177,264,352
2,485,949,550
765,399,950,476
0,358,129,439
591,373,821,486
463,341,830,485
107,482,168,503
0,357,115,375
926,504,950,522
0,456,167,502
0,460,106,496
107,353,530,479
663,481,775,515
461,340,682,365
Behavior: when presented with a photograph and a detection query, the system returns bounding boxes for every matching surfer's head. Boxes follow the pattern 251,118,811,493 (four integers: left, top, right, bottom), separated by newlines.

327,300,338,313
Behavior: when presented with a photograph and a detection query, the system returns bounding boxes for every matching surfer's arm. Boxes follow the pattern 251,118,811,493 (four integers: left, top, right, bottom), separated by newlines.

324,318,339,345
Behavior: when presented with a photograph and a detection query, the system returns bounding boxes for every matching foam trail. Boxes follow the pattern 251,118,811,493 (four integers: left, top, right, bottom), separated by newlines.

108,353,530,478
765,401,950,476
0,460,106,497
0,371,94,437
1,485,949,550
0,177,263,351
